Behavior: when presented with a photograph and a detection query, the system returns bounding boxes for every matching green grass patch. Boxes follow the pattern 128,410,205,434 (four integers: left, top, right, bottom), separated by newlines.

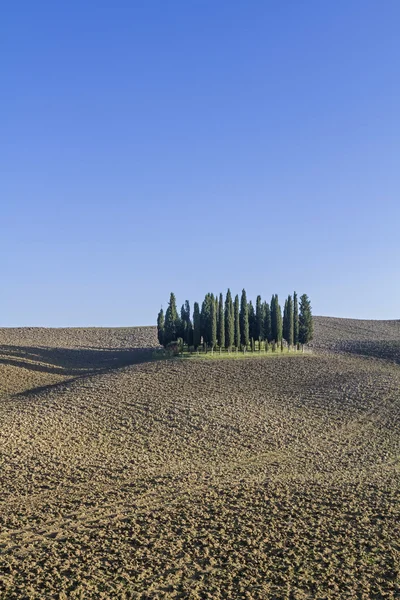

151,346,312,362
177,349,308,361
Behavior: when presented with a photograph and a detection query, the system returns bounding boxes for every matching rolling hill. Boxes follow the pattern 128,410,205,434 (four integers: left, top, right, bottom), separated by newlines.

0,318,399,598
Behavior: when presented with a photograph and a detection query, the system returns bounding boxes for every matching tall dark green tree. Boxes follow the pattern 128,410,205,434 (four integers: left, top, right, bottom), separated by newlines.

200,293,210,348
240,289,249,348
283,298,288,343
178,304,186,340
277,296,283,343
157,308,165,346
270,295,277,342
210,293,217,349
200,294,210,345
234,294,240,349
271,294,282,343
293,291,299,345
299,294,314,344
179,301,192,344
187,321,193,346
285,294,294,346
185,300,193,346
164,292,179,346
225,289,234,350
248,300,255,341
263,302,271,342
184,300,190,320
218,293,225,348
255,295,264,343
193,302,201,349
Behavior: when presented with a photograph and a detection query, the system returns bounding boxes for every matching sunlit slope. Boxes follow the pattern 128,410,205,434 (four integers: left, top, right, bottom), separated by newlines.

2,315,399,397
312,316,400,362
1,353,399,598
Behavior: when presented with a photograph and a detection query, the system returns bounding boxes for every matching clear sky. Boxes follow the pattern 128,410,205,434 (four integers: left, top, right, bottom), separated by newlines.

2,1,399,326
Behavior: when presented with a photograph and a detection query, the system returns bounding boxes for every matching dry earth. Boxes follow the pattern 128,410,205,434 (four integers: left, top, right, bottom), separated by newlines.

0,319,400,598
312,317,400,364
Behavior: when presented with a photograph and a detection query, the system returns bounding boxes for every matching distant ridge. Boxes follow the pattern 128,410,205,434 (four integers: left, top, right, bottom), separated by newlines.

311,316,400,363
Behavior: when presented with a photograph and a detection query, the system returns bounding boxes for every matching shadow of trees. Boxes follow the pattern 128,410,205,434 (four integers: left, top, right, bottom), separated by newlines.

0,345,155,377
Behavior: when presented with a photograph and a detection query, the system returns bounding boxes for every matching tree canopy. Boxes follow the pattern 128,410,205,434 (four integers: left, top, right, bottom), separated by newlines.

299,294,314,345
157,289,313,350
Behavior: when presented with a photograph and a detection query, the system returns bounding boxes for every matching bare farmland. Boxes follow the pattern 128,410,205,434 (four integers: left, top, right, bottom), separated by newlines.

0,320,399,598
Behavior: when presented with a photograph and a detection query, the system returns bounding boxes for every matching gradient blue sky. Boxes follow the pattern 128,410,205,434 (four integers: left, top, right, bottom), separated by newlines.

2,1,399,326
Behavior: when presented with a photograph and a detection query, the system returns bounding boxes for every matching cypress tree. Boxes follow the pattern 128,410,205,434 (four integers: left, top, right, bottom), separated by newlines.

218,293,225,348
210,293,217,349
186,300,192,333
299,294,314,344
271,294,283,343
200,293,216,350
187,321,193,347
183,300,193,346
240,289,249,348
225,289,234,350
179,301,191,344
193,302,201,349
200,293,211,346
255,295,264,344
287,294,294,347
248,300,255,342
234,294,240,349
200,298,205,344
293,291,299,345
164,292,179,346
157,308,165,347
276,296,283,343
178,304,186,340
283,298,288,343
271,295,277,342
263,302,271,342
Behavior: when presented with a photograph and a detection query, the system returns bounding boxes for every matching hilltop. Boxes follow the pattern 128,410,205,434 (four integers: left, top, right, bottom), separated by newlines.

0,318,399,598
312,316,400,362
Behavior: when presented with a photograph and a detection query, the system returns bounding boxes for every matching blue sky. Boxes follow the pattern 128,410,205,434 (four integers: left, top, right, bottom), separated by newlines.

2,1,399,326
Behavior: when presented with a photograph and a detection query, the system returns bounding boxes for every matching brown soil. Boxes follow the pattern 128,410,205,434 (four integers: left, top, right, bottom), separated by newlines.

312,316,400,363
1,320,399,598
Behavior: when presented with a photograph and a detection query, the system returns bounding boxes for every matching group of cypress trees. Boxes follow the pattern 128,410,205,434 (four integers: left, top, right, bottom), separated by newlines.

157,290,313,351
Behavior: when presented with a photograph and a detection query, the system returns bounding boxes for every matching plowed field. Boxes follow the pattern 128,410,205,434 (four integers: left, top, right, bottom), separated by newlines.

1,320,399,598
